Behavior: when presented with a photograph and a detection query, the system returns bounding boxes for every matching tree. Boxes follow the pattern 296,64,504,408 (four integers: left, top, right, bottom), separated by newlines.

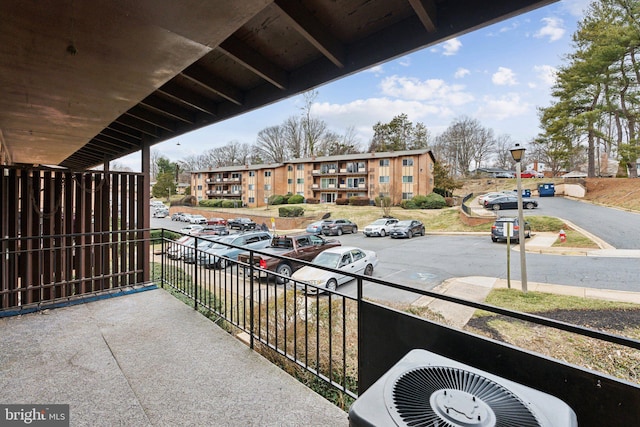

368,113,429,152
432,161,462,197
436,116,496,176
152,172,177,201
256,126,288,163
538,0,640,177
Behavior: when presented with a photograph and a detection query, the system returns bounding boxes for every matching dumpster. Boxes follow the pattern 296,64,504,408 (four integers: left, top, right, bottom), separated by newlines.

538,183,555,197
514,188,532,197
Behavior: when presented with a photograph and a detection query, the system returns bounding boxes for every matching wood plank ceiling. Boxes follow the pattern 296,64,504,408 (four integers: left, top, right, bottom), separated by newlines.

0,0,558,170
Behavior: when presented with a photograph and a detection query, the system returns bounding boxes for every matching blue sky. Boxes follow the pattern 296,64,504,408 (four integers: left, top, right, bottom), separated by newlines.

117,0,591,171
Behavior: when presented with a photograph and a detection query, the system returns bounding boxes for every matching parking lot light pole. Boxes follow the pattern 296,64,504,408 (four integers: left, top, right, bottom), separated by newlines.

510,143,528,293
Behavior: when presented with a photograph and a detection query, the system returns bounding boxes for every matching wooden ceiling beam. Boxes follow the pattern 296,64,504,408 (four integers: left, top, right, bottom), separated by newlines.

408,0,438,33
272,0,345,68
218,36,288,90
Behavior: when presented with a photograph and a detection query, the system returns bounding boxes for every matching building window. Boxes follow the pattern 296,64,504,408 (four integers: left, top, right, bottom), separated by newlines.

402,175,413,183
297,164,304,170
197,173,202,179
248,184,254,190
287,178,293,184
402,192,413,200
379,159,389,166
264,171,272,177
287,165,293,171
297,178,304,184
197,185,202,190
402,158,414,166
264,184,272,191
248,197,255,203
379,176,390,183
249,171,255,177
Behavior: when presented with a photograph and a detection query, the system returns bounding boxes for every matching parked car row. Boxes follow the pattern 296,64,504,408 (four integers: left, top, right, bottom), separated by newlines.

306,218,425,239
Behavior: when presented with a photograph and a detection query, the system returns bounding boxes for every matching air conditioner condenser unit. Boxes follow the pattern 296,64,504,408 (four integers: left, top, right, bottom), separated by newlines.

349,349,577,427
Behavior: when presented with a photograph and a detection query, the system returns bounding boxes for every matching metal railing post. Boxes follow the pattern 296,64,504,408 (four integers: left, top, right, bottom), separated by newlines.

194,236,199,310
249,250,255,349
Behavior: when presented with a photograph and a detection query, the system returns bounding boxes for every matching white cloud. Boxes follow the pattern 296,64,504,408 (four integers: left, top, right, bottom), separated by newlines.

475,93,530,120
454,68,470,79
533,64,557,86
365,65,384,75
398,56,411,67
442,38,462,56
312,98,448,143
535,17,565,42
562,0,591,17
379,75,474,105
492,67,518,86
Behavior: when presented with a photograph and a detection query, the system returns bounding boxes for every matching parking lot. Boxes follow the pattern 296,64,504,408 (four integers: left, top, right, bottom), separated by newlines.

152,205,640,301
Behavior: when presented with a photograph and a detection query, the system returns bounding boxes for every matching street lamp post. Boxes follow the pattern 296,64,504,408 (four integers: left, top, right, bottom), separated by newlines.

510,143,528,293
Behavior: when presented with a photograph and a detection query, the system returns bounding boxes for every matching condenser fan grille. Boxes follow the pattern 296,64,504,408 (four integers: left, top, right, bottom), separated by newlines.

388,366,542,427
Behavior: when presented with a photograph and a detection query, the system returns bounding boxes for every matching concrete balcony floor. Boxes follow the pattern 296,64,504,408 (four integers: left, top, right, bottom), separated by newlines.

0,288,349,426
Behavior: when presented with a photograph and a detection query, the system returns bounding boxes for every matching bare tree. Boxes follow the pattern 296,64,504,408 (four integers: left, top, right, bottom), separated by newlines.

492,134,516,169
256,126,288,163
283,116,304,159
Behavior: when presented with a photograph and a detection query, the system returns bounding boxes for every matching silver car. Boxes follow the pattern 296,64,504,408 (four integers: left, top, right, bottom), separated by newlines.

198,231,272,269
363,218,398,237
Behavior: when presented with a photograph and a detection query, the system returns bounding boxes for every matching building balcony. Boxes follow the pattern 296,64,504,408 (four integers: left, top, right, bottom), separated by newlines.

1,229,637,426
311,184,319,189
205,178,213,184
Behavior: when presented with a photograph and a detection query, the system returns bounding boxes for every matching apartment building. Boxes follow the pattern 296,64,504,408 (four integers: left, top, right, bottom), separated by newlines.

191,149,436,208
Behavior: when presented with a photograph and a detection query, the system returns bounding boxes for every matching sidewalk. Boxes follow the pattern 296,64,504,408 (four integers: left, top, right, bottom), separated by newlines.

417,231,640,328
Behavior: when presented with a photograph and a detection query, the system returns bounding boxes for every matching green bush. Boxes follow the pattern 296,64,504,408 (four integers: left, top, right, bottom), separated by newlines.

349,196,370,206
404,193,447,209
335,198,349,205
400,199,417,209
279,206,304,217
282,193,292,204
288,194,304,204
269,194,285,205
221,200,238,208
422,193,447,209
150,229,180,243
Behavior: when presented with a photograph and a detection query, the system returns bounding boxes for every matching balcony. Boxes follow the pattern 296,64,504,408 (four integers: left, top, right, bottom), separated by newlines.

205,178,213,184
2,229,639,426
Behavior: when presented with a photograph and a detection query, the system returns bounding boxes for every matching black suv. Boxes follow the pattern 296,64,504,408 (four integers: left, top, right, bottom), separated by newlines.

491,217,531,243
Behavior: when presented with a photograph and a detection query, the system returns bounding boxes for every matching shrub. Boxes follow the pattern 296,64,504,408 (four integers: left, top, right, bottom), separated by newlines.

335,198,349,205
422,193,447,209
221,200,238,208
444,197,454,207
268,194,285,205
349,196,370,206
282,193,292,204
403,193,446,209
306,198,320,204
279,206,305,217
400,199,417,209
288,194,304,204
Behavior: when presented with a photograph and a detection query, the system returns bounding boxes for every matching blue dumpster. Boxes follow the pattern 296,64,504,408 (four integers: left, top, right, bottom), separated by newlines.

538,183,555,197
514,189,531,197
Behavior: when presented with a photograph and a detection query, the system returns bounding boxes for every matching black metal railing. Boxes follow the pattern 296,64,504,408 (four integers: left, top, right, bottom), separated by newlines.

154,230,359,399
154,228,640,425
4,227,638,424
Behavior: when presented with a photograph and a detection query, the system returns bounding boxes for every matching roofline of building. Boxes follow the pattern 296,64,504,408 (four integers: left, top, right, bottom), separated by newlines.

191,149,435,173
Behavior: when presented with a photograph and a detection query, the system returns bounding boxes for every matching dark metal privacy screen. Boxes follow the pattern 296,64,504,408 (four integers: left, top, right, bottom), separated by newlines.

0,166,149,310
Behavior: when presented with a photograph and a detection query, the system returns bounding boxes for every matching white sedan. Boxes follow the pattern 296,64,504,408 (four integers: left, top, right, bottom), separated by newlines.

292,246,378,293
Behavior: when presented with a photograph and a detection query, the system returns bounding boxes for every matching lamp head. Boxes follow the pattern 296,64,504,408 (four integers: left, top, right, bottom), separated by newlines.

510,143,526,162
